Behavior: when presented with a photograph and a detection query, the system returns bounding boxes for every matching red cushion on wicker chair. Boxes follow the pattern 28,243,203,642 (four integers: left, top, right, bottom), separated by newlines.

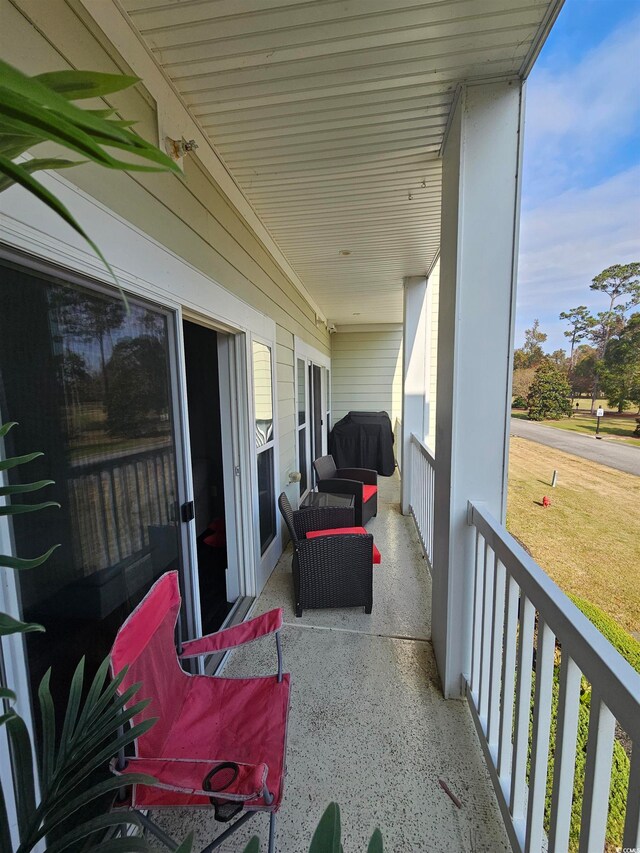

362,485,377,503
305,527,381,564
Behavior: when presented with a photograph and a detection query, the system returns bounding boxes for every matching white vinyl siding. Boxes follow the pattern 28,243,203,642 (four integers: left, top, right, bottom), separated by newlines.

330,327,403,427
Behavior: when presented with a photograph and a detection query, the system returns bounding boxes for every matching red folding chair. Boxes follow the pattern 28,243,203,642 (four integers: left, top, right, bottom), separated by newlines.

109,571,290,852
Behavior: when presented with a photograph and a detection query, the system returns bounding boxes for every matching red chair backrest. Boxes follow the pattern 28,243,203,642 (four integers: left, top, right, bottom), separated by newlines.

110,571,189,757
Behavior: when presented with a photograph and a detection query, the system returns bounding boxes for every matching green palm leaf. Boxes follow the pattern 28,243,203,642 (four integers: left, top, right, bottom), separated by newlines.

1,61,143,147
309,803,342,853
38,669,56,787
42,811,144,853
0,157,79,192
0,479,55,495
0,450,43,471
36,774,156,845
0,500,60,515
0,544,60,570
0,421,17,438
57,658,86,772
0,61,180,287
367,829,384,853
73,657,112,735
6,657,164,852
0,777,12,853
0,612,44,637
0,89,157,172
0,152,121,286
33,70,141,101
5,711,36,844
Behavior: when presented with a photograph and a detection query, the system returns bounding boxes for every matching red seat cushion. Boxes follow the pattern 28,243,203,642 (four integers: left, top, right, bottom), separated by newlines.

362,484,377,503
306,527,381,564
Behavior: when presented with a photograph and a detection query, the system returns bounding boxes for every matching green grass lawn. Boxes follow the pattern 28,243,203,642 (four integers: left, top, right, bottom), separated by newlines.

511,411,640,447
507,436,640,633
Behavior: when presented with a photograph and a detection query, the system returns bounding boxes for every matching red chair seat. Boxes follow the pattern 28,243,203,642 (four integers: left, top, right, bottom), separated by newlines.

133,672,290,809
362,484,377,503
306,527,381,564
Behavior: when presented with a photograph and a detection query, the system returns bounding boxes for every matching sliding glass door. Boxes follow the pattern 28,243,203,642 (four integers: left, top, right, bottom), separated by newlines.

0,257,186,722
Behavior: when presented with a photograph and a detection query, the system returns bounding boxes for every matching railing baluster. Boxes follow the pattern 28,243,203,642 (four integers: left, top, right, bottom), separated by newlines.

525,618,555,852
510,594,535,821
548,653,581,853
470,529,482,696
478,541,494,730
487,554,506,754
498,572,519,780
407,434,435,567
579,690,616,853
623,745,640,849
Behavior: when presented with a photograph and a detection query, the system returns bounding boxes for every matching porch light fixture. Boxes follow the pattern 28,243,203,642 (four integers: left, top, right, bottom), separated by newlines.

165,136,199,161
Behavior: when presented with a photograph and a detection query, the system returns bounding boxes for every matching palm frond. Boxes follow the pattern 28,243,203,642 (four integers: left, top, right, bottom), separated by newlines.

0,612,44,637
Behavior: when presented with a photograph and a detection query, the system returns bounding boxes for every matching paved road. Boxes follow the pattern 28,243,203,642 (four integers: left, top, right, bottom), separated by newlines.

510,418,640,477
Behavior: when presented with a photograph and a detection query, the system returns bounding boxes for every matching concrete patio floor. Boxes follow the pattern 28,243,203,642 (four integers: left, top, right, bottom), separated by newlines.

151,474,509,852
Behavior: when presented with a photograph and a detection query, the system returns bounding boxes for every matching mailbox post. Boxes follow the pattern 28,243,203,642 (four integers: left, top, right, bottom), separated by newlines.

596,407,604,438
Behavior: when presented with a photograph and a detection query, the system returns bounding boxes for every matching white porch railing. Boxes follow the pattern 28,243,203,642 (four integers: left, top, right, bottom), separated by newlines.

393,418,402,473
467,501,640,853
408,433,435,567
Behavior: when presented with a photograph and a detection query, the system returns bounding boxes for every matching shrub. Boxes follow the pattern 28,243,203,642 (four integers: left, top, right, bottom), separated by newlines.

512,395,528,409
527,360,573,420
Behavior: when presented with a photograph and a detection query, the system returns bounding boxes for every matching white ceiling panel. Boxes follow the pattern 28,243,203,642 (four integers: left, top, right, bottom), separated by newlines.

120,0,561,324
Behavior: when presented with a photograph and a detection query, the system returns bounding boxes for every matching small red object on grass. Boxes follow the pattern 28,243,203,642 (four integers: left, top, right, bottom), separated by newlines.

542,496,551,507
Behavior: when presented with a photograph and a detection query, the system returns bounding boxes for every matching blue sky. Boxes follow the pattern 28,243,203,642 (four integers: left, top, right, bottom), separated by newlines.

516,0,640,352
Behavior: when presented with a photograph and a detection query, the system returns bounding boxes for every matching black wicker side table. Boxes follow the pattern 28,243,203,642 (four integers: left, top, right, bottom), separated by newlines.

293,492,355,539
300,492,354,510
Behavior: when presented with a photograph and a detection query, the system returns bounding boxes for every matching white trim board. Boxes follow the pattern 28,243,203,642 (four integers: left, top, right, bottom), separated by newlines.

295,336,331,369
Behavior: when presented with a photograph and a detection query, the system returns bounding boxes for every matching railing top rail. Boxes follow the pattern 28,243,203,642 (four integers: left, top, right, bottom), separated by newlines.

410,433,435,467
470,500,640,740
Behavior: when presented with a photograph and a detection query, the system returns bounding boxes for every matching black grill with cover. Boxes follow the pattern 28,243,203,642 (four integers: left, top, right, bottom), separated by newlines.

329,411,395,477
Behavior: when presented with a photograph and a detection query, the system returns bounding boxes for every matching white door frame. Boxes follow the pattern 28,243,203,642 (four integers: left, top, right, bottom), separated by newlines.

294,338,331,492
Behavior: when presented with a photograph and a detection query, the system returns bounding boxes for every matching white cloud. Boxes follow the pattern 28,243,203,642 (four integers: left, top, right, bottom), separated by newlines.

523,14,640,202
516,165,640,350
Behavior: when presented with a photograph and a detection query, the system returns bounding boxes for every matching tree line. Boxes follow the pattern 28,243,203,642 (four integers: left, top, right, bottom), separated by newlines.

512,263,640,418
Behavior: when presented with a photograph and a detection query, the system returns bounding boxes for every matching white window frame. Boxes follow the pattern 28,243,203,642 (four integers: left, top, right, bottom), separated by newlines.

248,334,280,591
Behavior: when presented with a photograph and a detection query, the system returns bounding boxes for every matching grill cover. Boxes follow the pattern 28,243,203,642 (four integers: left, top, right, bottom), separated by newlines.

329,411,395,476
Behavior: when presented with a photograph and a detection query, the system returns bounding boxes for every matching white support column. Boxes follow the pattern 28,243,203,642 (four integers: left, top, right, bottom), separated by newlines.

432,81,524,698
400,275,427,515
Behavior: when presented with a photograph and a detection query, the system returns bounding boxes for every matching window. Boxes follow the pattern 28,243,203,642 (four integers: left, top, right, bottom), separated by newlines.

296,357,308,495
252,341,276,553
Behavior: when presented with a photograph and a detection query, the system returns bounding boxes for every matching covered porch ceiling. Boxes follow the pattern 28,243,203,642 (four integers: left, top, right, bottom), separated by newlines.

120,0,562,326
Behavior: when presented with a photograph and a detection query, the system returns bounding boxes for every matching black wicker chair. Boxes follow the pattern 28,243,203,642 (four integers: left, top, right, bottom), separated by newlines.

278,493,374,617
313,454,378,526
